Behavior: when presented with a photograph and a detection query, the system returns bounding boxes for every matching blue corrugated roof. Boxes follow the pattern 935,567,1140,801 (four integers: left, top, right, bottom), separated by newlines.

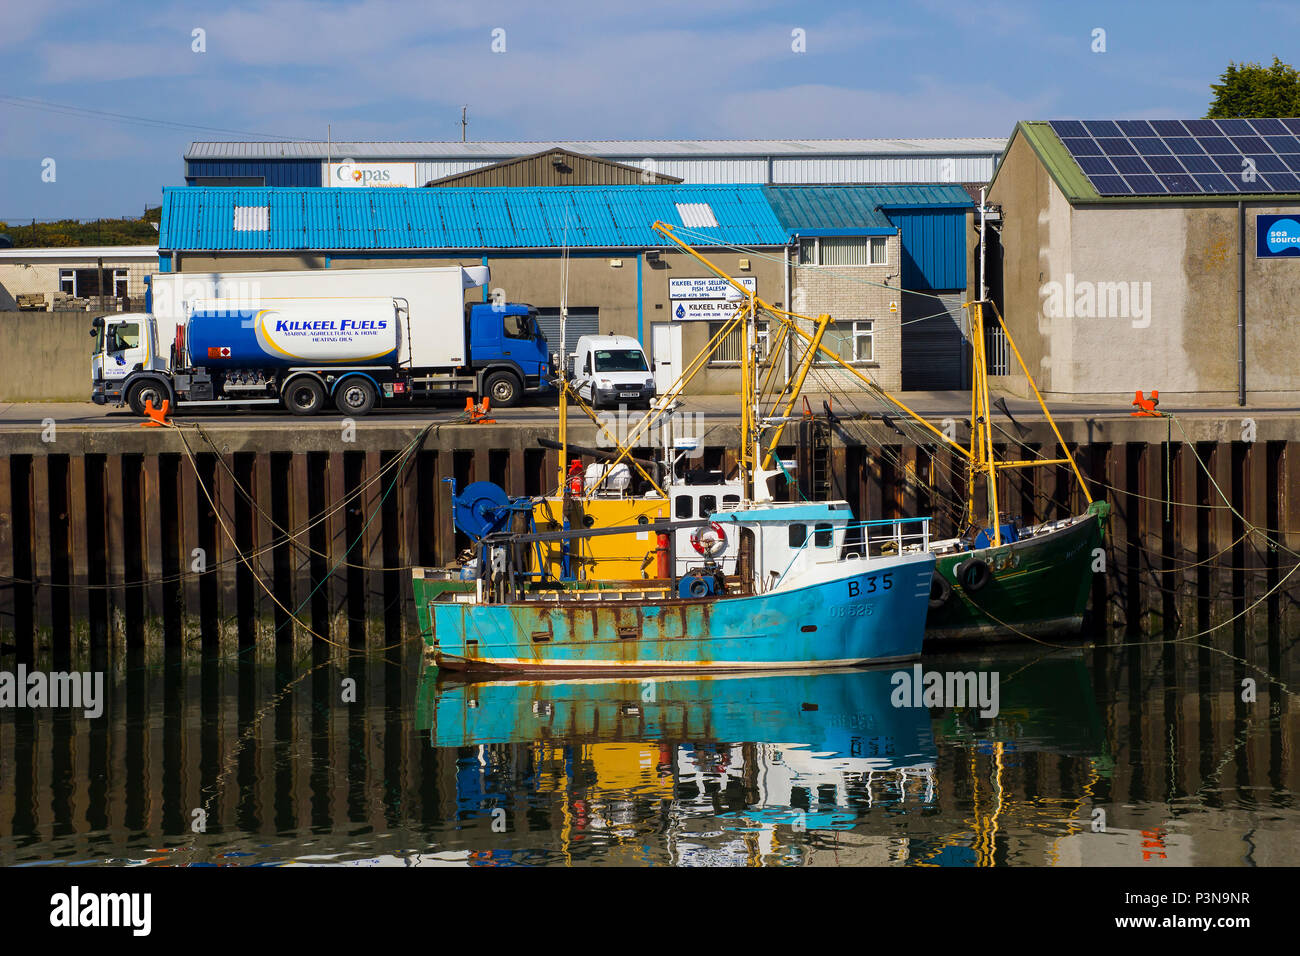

763,184,972,234
867,184,974,208
159,185,788,251
763,186,895,233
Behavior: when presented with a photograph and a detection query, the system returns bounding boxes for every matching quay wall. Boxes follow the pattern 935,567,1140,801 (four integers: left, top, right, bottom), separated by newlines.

1,414,1298,664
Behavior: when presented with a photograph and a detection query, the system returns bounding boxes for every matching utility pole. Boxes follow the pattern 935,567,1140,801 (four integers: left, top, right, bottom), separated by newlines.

979,187,988,301
461,106,468,143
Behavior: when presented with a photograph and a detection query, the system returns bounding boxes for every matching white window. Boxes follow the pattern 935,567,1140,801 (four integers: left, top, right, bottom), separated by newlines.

59,269,75,295
233,205,269,231
708,320,769,364
675,203,719,228
796,236,888,266
113,268,128,298
816,320,874,365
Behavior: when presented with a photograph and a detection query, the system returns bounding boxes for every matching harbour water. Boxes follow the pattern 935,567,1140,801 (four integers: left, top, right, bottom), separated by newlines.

2,619,1295,867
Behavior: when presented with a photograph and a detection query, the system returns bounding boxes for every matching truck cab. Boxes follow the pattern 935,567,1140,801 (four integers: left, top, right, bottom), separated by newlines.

465,302,551,406
90,313,167,411
571,334,655,409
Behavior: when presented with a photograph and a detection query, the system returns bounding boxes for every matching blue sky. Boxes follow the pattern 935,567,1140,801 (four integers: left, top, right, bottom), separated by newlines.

0,0,1296,222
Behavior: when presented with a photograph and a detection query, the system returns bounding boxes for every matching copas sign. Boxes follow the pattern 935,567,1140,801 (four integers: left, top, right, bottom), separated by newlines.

328,161,417,188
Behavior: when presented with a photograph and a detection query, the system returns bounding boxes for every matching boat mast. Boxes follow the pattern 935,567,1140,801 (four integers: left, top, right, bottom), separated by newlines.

557,207,571,492
970,189,1001,544
742,294,759,503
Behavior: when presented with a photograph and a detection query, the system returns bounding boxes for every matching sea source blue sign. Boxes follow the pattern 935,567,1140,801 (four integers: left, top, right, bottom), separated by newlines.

1257,214,1300,258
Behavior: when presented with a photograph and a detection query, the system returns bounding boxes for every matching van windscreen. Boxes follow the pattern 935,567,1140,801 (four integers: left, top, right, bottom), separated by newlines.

594,349,648,372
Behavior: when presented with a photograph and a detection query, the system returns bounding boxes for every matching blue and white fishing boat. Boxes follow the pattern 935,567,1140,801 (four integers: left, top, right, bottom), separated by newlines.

416,503,935,673
412,219,936,672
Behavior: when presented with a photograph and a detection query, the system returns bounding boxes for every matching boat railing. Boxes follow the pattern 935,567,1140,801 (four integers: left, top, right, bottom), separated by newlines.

773,516,931,589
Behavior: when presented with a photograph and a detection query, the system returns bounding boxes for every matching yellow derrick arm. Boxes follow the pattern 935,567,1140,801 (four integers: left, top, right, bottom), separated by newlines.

768,308,971,458
760,313,832,470
983,301,1094,505
567,383,668,499
583,307,748,496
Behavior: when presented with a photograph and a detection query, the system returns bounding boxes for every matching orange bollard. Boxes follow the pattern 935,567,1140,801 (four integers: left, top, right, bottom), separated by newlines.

140,397,172,427
1130,389,1163,417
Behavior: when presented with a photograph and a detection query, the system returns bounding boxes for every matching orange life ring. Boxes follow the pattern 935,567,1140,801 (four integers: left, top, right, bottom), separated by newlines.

690,521,728,557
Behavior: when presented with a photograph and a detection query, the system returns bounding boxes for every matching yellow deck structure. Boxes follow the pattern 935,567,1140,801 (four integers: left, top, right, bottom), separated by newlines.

532,496,670,581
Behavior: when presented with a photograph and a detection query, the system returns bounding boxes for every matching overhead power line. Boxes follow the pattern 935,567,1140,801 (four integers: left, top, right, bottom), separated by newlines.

0,94,308,141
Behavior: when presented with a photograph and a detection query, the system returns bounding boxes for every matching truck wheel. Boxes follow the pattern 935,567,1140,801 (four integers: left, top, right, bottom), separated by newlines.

127,380,168,417
284,377,325,416
335,377,377,416
484,371,521,408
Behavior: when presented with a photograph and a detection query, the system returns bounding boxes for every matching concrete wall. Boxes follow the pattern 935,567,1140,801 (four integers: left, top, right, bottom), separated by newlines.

0,311,95,401
989,130,1300,404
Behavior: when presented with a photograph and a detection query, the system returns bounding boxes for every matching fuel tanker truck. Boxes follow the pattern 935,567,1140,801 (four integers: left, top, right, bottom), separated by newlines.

90,265,552,415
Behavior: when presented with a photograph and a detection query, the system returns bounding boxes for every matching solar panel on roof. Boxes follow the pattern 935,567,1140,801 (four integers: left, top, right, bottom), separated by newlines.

1132,138,1172,155
1111,156,1151,174
1096,137,1135,154
1061,137,1103,155
1146,156,1185,174
1230,135,1268,152
1117,120,1155,137
1051,120,1089,138
1199,137,1234,153
1084,120,1122,137
1250,118,1288,135
1090,175,1131,194
1194,173,1237,192
1125,175,1165,194
1158,174,1200,193
1078,157,1118,175
1050,118,1300,196
1248,154,1288,172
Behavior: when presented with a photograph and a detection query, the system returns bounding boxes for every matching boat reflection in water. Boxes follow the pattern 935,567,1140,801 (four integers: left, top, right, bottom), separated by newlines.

416,651,1107,866
419,665,938,864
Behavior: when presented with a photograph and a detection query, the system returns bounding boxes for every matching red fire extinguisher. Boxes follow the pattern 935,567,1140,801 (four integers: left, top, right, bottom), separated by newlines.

567,459,584,497
656,532,671,578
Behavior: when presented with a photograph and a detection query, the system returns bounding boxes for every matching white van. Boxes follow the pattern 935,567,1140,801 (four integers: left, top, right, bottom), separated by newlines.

571,334,656,409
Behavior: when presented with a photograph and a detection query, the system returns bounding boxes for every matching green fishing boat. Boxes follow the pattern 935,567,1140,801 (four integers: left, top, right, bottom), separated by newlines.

915,297,1110,643
925,500,1109,641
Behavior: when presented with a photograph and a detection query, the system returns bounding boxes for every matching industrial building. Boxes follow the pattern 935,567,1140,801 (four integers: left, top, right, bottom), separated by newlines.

986,118,1300,404
183,137,1006,189
158,182,973,394
0,245,158,311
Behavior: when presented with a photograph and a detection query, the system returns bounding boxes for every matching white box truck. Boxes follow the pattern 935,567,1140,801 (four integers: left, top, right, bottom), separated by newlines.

90,266,553,415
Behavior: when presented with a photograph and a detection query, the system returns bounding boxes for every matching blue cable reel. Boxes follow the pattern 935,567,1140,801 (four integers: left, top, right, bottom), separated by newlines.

451,481,519,540
448,480,543,582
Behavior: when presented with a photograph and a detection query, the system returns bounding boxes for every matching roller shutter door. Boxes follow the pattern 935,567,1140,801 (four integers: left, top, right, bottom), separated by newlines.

901,293,968,391
534,307,600,355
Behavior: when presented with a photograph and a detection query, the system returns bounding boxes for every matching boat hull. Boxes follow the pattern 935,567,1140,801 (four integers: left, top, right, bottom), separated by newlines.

924,502,1109,643
423,553,935,673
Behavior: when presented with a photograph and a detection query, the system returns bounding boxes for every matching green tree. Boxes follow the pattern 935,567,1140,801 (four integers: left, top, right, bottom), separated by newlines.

1208,57,1300,117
